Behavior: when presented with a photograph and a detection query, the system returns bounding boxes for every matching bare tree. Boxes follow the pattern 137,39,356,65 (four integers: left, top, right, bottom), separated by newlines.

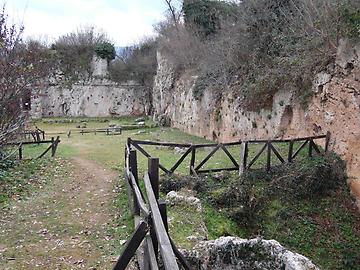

0,6,52,148
164,0,182,28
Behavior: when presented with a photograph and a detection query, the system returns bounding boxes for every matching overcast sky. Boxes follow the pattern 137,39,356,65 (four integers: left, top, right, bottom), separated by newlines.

6,0,177,46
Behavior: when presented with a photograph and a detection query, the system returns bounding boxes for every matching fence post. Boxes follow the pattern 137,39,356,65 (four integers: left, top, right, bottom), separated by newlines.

129,150,139,183
19,145,23,160
288,140,294,163
308,139,313,157
148,158,159,200
159,200,169,232
266,141,271,172
239,141,248,176
190,146,196,175
325,131,331,153
148,157,160,258
51,137,55,157
129,150,140,216
36,132,41,144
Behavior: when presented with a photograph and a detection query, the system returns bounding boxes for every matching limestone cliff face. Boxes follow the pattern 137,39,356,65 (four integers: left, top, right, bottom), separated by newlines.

31,56,150,118
31,80,149,118
153,40,360,208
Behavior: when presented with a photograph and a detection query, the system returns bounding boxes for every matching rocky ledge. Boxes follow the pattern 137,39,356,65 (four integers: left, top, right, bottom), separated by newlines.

185,237,320,270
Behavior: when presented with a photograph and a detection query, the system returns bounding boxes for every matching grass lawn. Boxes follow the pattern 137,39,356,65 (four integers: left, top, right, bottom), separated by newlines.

1,116,346,269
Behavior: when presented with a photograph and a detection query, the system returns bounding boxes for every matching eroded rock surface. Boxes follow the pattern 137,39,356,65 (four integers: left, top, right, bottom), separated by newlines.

186,237,320,270
153,40,360,209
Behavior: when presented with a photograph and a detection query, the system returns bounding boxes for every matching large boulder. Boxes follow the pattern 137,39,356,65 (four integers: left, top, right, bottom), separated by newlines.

186,237,320,270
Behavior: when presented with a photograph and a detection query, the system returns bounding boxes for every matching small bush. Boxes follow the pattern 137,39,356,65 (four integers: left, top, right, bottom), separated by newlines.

109,39,157,87
158,0,360,110
52,26,109,82
95,42,116,61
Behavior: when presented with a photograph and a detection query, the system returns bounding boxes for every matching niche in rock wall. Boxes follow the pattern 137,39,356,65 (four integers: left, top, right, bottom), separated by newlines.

61,103,69,115
279,105,293,133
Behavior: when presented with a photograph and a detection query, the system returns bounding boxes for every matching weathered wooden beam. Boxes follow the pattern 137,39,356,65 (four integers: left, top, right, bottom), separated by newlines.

148,158,160,259
266,142,271,172
197,167,239,174
129,173,149,216
193,141,242,148
124,169,135,215
170,147,192,174
311,140,321,154
308,139,313,157
159,200,168,233
269,143,285,163
292,139,309,160
6,140,55,146
130,139,192,148
325,131,331,153
220,144,239,168
239,141,248,176
190,146,196,175
144,173,179,270
195,144,221,171
247,134,326,143
145,235,159,270
190,166,198,177
169,237,192,270
130,141,171,174
129,150,139,184
18,145,22,160
112,221,149,270
247,143,267,169
288,140,294,163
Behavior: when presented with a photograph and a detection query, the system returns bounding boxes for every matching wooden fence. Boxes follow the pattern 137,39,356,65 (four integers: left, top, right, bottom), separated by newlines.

67,127,122,137
127,132,330,176
4,136,61,160
113,143,191,270
17,128,45,143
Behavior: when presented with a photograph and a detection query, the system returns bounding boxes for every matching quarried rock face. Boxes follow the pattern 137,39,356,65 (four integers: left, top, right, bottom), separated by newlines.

31,80,150,118
187,237,320,270
153,40,360,209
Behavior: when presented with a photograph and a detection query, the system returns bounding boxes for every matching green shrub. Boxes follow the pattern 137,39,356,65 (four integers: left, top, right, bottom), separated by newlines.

95,42,116,61
342,7,360,38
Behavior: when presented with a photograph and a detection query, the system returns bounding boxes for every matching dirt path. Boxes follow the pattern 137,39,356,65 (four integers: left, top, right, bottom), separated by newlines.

0,157,120,269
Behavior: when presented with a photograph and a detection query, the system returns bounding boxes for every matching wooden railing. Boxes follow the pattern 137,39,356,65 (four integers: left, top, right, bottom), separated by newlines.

17,128,45,142
66,127,122,137
4,136,61,160
127,132,330,176
113,143,191,270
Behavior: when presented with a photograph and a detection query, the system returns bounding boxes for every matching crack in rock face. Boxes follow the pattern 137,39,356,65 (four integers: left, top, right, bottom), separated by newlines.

186,237,320,270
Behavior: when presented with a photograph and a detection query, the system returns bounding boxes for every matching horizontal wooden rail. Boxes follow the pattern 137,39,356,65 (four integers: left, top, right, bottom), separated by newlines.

127,132,329,176
5,140,54,146
128,170,149,216
246,134,327,143
117,149,190,269
144,172,179,270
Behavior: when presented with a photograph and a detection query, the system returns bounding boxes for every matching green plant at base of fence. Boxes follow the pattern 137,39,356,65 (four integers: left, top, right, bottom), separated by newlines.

161,153,360,270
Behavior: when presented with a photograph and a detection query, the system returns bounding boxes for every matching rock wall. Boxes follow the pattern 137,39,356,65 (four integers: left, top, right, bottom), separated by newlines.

153,40,360,208
187,237,319,270
31,80,150,118
30,56,150,118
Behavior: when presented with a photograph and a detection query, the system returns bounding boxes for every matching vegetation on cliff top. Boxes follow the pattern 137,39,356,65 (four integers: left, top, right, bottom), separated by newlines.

159,0,360,110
